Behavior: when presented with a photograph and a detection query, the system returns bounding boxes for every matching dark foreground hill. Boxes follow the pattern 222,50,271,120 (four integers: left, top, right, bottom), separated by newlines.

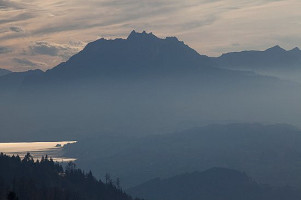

127,168,301,200
0,153,141,200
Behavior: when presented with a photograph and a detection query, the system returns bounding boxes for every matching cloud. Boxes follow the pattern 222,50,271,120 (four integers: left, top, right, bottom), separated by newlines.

0,0,22,10
13,58,40,67
30,42,60,56
0,46,11,54
9,26,23,32
0,13,34,25
28,41,83,59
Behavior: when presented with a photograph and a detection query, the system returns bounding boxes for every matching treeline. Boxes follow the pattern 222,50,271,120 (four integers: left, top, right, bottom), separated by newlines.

0,153,141,200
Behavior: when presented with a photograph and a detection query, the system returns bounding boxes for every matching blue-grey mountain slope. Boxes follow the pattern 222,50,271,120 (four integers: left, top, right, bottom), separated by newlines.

64,123,301,188
5,31,289,88
213,46,301,81
0,68,11,77
41,30,213,82
0,69,42,91
127,167,301,200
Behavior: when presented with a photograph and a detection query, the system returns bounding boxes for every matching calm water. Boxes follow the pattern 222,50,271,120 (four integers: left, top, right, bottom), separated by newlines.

0,141,77,162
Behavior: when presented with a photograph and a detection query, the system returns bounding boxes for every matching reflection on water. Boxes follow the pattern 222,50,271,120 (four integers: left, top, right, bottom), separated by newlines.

0,141,77,162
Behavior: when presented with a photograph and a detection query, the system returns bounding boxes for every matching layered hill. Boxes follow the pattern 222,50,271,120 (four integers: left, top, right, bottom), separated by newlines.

127,168,301,200
64,123,301,188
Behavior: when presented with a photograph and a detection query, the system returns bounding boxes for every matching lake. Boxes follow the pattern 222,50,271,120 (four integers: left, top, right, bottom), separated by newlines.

0,141,77,162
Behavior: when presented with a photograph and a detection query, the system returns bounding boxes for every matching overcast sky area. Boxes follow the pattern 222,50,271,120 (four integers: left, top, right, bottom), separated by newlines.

1,0,301,71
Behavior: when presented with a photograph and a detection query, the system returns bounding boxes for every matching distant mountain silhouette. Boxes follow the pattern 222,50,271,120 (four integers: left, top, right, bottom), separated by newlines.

16,31,290,88
215,45,301,69
24,30,212,85
0,31,295,89
0,70,43,90
0,68,11,77
213,46,301,81
1,34,300,87
127,167,301,200
0,69,43,91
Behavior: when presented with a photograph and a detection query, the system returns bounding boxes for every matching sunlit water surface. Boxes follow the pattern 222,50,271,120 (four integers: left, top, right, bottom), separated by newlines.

0,141,77,162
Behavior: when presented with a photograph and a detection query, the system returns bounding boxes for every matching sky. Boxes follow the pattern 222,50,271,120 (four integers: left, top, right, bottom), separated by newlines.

1,0,301,71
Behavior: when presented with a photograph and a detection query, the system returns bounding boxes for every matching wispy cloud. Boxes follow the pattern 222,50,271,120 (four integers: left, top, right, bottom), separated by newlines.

0,46,11,54
28,41,83,59
0,0,23,10
0,0,300,71
9,26,23,33
13,58,40,67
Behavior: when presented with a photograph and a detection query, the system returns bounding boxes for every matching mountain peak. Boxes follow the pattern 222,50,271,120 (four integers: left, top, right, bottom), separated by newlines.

127,30,158,40
289,47,301,52
265,45,286,53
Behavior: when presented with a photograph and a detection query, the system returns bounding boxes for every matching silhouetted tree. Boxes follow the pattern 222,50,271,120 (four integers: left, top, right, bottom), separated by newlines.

116,177,121,189
105,173,112,184
65,162,76,173
0,153,141,200
22,153,33,163
7,191,18,200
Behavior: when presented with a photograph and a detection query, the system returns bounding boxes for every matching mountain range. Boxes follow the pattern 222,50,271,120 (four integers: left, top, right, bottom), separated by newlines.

212,45,301,81
1,31,297,89
0,31,300,141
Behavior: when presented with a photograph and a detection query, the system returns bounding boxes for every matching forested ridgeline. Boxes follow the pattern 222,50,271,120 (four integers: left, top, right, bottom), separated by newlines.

0,153,141,200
